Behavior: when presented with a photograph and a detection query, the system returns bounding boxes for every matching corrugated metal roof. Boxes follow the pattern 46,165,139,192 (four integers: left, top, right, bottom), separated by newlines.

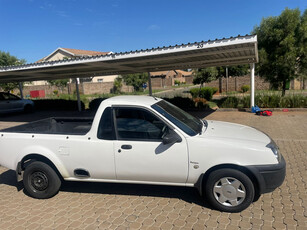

0,34,258,83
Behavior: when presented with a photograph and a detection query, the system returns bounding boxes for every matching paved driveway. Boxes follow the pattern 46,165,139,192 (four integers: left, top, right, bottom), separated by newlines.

0,111,306,229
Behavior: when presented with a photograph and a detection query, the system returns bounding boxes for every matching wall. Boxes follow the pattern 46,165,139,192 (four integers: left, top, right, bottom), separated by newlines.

205,75,270,92
12,82,133,97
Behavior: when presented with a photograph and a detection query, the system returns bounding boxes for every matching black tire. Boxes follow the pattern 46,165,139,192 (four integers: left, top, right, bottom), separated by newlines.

204,168,254,212
23,161,61,199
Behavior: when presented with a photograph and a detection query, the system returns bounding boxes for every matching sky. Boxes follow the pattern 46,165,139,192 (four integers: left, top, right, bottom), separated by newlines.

0,0,306,64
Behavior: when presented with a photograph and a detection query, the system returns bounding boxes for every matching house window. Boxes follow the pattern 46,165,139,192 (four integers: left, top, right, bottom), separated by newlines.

97,79,103,82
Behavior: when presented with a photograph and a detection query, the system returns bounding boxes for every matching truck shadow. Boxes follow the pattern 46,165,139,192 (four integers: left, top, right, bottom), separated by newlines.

0,170,24,191
60,180,211,208
0,170,211,209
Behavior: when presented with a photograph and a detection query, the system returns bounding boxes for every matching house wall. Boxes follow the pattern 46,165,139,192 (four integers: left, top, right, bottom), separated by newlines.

91,75,118,83
47,50,74,61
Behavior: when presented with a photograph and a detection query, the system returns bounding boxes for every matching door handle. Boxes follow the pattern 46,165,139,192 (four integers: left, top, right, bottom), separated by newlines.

121,145,132,150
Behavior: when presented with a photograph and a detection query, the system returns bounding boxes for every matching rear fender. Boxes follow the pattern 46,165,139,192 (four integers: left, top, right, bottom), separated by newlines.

14,145,69,178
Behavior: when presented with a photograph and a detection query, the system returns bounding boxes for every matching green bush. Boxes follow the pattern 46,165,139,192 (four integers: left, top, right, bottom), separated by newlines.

190,88,200,98
33,99,85,111
89,98,107,111
218,93,306,108
190,87,215,101
241,85,250,93
212,87,218,95
174,80,181,85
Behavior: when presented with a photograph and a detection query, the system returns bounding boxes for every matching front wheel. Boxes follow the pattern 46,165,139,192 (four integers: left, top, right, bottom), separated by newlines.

23,161,61,199
204,168,254,212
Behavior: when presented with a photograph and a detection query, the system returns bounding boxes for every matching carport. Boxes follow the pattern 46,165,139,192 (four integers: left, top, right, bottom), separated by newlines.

0,34,258,111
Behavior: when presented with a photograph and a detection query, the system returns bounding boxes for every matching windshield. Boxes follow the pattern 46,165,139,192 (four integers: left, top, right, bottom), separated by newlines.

152,100,203,136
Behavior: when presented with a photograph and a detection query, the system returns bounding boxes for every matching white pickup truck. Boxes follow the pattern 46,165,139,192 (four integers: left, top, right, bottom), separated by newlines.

0,96,285,212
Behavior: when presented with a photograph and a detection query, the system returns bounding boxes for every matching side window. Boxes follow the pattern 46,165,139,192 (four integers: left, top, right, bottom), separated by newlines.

7,94,20,100
114,107,167,141
0,94,4,101
97,107,115,140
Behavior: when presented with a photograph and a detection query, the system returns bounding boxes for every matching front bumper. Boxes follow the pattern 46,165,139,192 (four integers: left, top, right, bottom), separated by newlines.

246,155,286,194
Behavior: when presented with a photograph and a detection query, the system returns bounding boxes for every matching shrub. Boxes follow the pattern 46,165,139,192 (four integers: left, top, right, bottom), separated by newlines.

163,97,195,110
89,98,107,111
241,85,250,93
217,93,306,108
190,88,200,98
218,97,240,108
174,80,181,85
193,97,208,109
212,87,218,95
53,90,59,95
33,99,85,111
190,87,215,101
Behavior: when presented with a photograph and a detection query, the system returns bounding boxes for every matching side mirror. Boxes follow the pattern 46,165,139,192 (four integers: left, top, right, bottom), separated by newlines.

162,129,182,145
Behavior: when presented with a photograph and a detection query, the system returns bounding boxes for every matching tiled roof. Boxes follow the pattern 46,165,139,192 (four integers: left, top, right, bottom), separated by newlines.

36,48,110,63
150,70,193,76
61,48,110,56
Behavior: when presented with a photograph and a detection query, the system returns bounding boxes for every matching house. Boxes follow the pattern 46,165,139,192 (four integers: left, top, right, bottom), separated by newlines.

26,48,114,86
150,70,193,88
27,48,194,87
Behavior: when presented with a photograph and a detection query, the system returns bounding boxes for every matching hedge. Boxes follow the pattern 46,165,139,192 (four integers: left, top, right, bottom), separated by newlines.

33,99,85,111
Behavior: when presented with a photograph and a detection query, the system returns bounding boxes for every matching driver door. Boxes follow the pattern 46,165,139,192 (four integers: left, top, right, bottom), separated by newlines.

113,107,189,183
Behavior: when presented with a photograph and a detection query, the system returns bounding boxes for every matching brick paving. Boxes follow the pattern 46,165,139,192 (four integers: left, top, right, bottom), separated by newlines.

0,110,306,229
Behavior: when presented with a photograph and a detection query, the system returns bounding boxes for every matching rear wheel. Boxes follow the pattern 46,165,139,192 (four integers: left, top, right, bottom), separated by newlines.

204,168,254,212
23,161,61,199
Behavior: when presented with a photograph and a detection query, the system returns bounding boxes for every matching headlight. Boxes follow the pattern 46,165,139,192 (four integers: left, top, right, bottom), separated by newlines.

266,140,281,162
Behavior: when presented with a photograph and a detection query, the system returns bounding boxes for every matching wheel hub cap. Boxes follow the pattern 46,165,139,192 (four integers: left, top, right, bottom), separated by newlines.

31,172,48,191
213,177,246,207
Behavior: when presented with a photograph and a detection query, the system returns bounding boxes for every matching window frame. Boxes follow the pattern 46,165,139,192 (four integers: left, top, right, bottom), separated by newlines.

112,105,173,142
97,107,116,140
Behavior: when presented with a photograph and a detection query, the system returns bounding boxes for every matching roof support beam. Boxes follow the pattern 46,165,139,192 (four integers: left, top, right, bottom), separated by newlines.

148,72,152,96
19,82,24,99
250,63,255,109
75,78,82,112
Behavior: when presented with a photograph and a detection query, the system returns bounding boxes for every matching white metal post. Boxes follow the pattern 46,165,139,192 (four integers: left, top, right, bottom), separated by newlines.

18,82,24,99
75,78,82,112
250,63,255,108
148,72,152,96
226,67,229,92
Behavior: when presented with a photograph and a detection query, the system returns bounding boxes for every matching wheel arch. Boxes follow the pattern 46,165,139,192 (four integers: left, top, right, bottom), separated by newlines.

197,164,261,201
18,154,64,181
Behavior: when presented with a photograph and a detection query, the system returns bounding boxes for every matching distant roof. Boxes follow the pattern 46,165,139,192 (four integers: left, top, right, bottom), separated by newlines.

150,70,193,77
37,47,111,63
0,34,258,83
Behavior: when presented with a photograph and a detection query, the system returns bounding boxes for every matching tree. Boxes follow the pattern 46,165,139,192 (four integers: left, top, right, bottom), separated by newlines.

193,67,218,87
47,79,69,93
253,8,307,96
297,9,307,86
113,76,123,93
122,73,148,92
0,51,26,91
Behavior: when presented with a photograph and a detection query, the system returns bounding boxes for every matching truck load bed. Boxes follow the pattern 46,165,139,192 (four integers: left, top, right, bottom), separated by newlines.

0,117,93,135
